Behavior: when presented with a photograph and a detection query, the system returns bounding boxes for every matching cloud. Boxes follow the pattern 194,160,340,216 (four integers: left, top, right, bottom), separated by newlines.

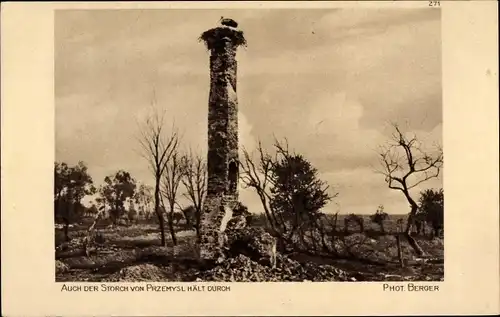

301,92,387,171
56,9,442,215
239,111,257,154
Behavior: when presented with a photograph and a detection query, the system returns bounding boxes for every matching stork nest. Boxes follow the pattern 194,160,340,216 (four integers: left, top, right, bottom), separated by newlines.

199,26,247,50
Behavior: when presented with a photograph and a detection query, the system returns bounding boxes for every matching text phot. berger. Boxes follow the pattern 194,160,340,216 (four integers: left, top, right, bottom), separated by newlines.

55,9,443,283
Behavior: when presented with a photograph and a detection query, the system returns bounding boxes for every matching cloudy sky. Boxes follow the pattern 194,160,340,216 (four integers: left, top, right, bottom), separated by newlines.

55,8,442,215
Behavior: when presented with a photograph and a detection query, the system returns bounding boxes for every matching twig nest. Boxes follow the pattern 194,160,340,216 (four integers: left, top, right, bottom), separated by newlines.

199,24,247,50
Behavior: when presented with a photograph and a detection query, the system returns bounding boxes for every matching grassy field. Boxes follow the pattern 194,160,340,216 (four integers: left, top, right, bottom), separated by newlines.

55,214,444,282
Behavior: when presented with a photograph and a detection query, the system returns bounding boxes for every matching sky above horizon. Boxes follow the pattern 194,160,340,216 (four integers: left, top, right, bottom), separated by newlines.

55,8,443,215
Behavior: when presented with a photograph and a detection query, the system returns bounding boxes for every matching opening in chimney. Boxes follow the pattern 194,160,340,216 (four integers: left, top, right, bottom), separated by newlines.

228,160,238,195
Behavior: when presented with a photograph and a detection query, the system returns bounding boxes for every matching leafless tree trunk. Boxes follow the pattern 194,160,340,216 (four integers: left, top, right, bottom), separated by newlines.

181,150,207,241
240,141,279,234
83,205,106,257
137,108,179,247
315,215,333,253
240,138,335,252
240,139,306,241
377,123,443,256
395,234,405,268
162,151,184,246
331,212,339,233
379,222,385,233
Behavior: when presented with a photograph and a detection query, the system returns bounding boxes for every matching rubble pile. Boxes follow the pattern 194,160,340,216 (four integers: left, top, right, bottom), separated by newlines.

195,219,356,282
224,226,277,267
196,253,355,282
55,237,85,252
55,260,70,274
105,264,169,282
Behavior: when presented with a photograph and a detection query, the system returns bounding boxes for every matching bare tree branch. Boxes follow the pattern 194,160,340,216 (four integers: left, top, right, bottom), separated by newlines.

376,122,443,256
136,106,181,246
377,123,443,194
181,149,207,238
162,149,183,246
239,141,278,232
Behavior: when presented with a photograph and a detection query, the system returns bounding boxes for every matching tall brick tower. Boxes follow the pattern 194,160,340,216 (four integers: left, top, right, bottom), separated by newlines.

198,18,246,261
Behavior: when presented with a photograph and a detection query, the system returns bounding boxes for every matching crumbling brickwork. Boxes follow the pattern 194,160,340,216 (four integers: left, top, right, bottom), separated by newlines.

199,19,246,261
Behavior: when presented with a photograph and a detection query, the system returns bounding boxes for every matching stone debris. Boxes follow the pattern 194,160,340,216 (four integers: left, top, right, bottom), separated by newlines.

105,264,169,282
55,260,70,274
195,253,354,282
225,227,277,267
195,206,356,282
226,215,247,230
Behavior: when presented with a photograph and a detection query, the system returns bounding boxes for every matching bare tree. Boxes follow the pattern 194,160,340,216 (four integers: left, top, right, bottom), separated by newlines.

137,109,179,246
240,138,335,249
181,150,207,240
82,204,106,256
377,123,443,255
239,140,280,234
161,151,184,246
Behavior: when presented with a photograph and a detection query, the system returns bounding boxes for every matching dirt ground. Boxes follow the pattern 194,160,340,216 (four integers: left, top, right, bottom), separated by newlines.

55,220,444,282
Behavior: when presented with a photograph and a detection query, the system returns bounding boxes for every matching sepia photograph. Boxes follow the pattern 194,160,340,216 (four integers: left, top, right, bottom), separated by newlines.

54,8,445,283
2,1,499,316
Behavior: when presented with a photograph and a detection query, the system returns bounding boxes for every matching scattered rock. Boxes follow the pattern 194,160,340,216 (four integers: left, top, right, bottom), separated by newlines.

105,264,168,282
225,227,277,267
55,260,70,274
193,210,357,282
195,252,354,282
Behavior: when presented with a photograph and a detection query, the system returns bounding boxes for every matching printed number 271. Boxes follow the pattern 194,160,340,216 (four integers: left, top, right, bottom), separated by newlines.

429,1,440,6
